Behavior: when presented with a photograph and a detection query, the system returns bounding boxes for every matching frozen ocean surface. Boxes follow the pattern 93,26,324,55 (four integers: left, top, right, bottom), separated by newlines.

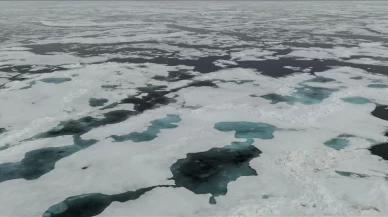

1,1,388,216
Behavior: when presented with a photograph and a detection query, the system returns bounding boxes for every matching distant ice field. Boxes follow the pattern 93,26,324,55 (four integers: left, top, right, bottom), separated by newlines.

1,1,388,216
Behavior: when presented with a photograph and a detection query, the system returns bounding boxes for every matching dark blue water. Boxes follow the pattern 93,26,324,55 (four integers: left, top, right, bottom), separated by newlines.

369,143,388,160
371,105,388,121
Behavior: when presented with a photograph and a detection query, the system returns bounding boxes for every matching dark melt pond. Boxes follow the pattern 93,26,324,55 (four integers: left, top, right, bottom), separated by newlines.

42,121,277,216
342,97,372,105
20,77,71,90
0,136,97,183
170,121,277,204
111,114,181,142
261,84,338,105
40,77,71,84
89,98,108,107
0,128,6,134
42,185,174,217
30,110,137,140
368,84,388,88
335,170,368,178
303,76,336,83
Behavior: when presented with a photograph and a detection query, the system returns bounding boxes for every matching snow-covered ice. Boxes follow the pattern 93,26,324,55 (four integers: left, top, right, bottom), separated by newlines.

1,1,388,217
